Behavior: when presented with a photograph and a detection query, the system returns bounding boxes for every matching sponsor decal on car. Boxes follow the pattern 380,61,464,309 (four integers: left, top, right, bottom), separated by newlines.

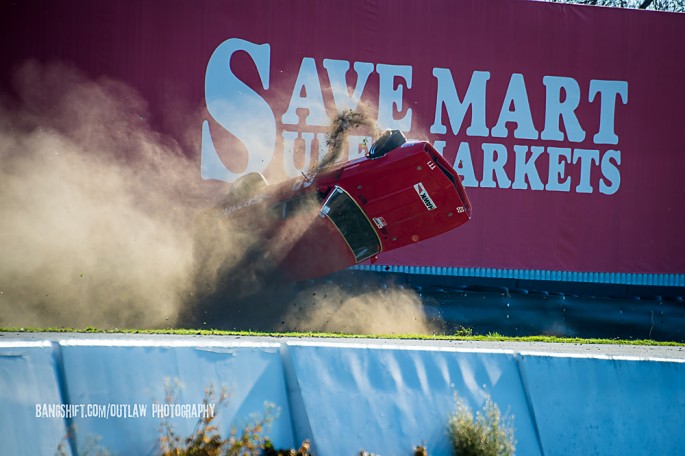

414,182,437,211
372,216,387,229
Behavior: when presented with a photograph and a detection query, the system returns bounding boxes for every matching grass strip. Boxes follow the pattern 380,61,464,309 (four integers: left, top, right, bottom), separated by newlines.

1,327,683,346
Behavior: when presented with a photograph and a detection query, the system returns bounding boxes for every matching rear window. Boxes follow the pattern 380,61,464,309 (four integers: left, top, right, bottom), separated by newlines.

320,187,381,262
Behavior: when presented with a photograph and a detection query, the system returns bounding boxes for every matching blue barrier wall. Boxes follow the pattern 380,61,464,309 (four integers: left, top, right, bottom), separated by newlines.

518,352,685,456
1,337,684,455
0,341,70,455
284,342,541,455
57,340,294,454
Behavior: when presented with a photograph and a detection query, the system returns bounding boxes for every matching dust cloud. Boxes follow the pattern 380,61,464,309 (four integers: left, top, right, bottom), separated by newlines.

0,62,203,328
0,62,437,335
283,281,436,335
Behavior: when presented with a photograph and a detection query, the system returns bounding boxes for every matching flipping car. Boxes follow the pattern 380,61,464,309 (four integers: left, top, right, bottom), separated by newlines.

219,130,472,281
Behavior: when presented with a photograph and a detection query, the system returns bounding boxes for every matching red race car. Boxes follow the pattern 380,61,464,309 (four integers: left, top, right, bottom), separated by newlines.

218,130,472,281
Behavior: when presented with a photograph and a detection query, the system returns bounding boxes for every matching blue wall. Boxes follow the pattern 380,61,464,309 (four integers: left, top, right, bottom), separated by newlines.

1,338,684,455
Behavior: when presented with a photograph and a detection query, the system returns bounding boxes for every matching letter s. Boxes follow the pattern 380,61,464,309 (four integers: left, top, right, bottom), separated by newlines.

201,38,276,182
600,149,621,195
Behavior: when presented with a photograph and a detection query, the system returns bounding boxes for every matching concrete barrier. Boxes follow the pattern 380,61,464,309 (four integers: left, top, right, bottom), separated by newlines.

1,336,684,455
57,339,294,454
0,341,71,455
518,352,685,456
283,342,542,455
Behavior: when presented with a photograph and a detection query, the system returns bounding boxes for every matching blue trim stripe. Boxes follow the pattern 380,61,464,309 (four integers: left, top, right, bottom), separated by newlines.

351,264,685,287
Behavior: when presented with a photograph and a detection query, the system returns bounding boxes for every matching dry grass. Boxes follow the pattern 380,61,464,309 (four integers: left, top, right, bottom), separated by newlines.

448,394,516,456
158,382,315,456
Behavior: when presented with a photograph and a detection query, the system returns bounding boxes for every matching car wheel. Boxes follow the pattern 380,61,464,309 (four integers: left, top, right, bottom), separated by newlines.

218,172,268,208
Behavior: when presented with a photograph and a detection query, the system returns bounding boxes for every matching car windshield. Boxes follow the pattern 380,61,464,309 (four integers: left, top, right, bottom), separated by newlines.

321,187,381,262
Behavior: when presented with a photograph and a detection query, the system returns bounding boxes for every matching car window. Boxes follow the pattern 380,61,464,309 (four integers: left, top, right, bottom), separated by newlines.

321,187,381,262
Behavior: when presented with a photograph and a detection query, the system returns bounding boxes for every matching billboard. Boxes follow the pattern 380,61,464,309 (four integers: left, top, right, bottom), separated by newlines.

1,0,684,283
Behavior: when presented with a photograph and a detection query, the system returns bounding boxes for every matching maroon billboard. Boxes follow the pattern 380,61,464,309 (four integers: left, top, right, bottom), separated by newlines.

1,0,684,280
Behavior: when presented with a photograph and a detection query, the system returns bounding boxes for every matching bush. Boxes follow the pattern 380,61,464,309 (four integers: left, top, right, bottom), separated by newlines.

158,383,281,456
263,439,312,456
55,429,109,456
448,394,516,456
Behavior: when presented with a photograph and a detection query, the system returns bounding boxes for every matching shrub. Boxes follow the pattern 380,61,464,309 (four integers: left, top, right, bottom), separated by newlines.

263,439,313,456
158,383,281,456
55,425,109,456
448,394,516,456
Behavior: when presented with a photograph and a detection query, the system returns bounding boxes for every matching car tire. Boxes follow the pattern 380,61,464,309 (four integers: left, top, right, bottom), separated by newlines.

368,129,407,158
218,172,268,208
